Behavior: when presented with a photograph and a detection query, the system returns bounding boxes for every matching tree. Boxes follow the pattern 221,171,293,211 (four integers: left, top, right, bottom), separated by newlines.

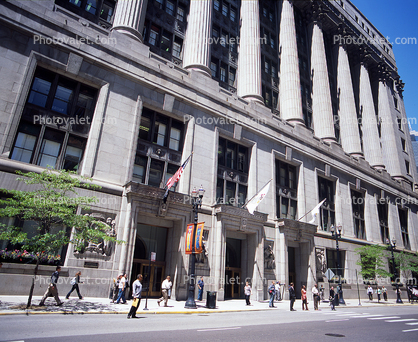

355,244,392,283
0,169,122,308
395,250,418,283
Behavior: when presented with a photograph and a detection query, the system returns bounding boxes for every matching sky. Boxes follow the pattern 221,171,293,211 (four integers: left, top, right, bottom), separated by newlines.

350,0,418,133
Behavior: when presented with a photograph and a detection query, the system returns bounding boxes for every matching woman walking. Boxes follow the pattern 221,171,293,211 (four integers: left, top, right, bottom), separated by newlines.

244,282,252,306
301,285,308,310
66,271,83,300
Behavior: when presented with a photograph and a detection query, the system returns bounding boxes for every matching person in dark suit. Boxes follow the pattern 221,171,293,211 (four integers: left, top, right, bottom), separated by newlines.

289,282,296,311
329,286,336,311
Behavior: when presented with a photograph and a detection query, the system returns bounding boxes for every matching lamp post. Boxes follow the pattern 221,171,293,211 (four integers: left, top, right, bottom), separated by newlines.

184,185,205,309
331,224,345,305
387,238,403,304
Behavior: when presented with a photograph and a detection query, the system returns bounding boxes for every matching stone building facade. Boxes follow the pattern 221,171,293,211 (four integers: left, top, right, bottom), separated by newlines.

0,0,417,301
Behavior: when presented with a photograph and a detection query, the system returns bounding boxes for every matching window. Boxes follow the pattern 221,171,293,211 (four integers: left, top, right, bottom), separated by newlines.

155,0,164,9
166,1,175,16
172,37,183,59
270,35,275,49
326,249,345,279
134,109,185,188
149,25,160,46
401,138,406,151
222,2,228,17
160,32,172,52
99,1,115,22
271,64,277,79
351,190,366,240
210,58,218,78
217,138,249,207
377,200,389,243
397,117,402,130
220,33,227,47
230,7,236,22
10,67,97,171
394,96,398,109
56,0,116,26
264,58,270,74
214,0,220,11
399,208,410,249
176,5,185,22
220,64,227,83
263,7,267,17
276,160,298,220
228,68,236,87
405,160,410,174
318,177,335,231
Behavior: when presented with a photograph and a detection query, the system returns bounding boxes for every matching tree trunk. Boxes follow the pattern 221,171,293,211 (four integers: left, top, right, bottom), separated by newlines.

26,258,40,309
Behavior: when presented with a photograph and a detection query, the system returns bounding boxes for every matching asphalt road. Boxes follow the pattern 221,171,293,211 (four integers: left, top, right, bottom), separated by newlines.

1,305,418,341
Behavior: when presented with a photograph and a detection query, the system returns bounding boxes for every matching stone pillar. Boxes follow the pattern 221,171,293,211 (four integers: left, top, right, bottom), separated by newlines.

378,70,403,176
311,21,336,142
279,0,304,125
337,44,363,157
311,22,336,142
183,0,212,77
359,62,385,170
111,0,149,42
236,0,263,103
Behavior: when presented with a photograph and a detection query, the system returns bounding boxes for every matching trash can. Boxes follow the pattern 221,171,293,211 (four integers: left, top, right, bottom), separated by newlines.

206,291,217,309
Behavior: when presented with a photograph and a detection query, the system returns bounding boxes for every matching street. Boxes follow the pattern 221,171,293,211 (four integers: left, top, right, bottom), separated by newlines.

1,305,418,341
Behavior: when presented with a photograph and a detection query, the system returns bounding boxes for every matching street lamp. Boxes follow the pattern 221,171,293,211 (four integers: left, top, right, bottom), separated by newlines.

387,238,403,304
331,224,345,305
184,185,205,309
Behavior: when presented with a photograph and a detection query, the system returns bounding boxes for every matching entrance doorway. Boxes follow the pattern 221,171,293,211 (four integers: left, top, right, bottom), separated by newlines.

130,224,168,298
288,246,298,298
225,238,242,299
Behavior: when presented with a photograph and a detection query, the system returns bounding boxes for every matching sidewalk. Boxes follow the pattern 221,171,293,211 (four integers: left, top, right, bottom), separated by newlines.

0,295,413,315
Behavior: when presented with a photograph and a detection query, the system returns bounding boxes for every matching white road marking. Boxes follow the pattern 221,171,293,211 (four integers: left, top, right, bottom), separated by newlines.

402,328,418,333
347,315,384,318
197,327,241,332
385,318,418,323
368,316,400,320
326,319,350,322
405,322,418,325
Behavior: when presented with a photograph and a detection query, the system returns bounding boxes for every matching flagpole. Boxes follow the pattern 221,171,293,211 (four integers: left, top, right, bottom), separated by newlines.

241,179,272,209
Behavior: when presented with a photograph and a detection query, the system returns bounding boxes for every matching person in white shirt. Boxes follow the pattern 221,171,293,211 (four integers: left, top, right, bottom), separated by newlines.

312,283,319,310
116,274,126,304
157,275,172,307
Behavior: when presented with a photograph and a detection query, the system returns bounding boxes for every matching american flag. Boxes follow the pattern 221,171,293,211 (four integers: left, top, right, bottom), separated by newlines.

163,153,192,201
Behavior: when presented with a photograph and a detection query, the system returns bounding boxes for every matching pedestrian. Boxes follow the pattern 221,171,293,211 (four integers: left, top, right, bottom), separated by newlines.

367,285,373,301
301,285,308,310
268,281,276,307
329,286,336,311
319,284,325,301
275,281,281,301
39,266,63,306
127,274,143,319
244,281,252,305
111,275,121,303
377,287,381,302
289,282,296,311
157,275,172,307
197,276,204,301
382,286,388,301
312,283,319,310
116,273,127,304
123,273,130,300
66,271,83,300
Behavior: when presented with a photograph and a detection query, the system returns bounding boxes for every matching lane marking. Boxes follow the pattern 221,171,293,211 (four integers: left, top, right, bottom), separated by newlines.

347,315,384,318
402,328,418,333
197,327,241,332
405,322,418,325
386,319,418,323
326,319,350,322
368,316,400,320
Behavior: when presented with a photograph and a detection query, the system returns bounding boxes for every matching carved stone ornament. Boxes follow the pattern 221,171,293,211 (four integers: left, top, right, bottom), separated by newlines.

315,247,327,276
74,214,117,256
264,244,275,270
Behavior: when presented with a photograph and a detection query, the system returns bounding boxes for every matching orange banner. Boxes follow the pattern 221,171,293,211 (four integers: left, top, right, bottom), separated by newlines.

185,223,194,254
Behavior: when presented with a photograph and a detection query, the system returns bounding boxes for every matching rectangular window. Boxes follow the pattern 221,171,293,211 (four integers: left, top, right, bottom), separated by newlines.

228,68,236,87
149,26,160,46
377,201,389,243
37,129,64,168
172,37,183,59
351,190,366,240
160,31,172,52
318,177,335,231
401,138,406,151
63,135,85,171
210,59,218,78
397,117,402,130
176,5,185,22
399,208,410,249
214,0,220,11
406,160,410,174
220,33,227,47
155,0,164,9
99,1,115,23
85,0,98,15
270,35,275,49
153,115,168,146
264,59,270,74
326,249,346,279
28,77,52,108
276,159,298,219
230,7,236,22
222,3,228,16
166,1,175,16
220,64,227,83
11,132,37,163
148,159,164,187
133,155,148,183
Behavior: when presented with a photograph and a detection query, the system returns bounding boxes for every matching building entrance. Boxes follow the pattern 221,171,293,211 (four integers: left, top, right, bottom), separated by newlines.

130,224,168,298
225,237,242,299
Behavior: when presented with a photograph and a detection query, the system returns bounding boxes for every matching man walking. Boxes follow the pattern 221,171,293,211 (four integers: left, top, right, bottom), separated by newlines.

39,266,63,306
157,275,172,307
127,274,143,319
197,276,204,301
312,283,319,310
289,282,296,311
268,281,276,307
329,286,336,311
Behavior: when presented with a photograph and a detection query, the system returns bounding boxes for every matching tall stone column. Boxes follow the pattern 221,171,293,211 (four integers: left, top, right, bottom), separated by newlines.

111,0,149,42
337,44,362,157
236,0,263,103
378,69,402,176
183,0,212,77
279,0,304,125
359,61,385,170
311,22,336,142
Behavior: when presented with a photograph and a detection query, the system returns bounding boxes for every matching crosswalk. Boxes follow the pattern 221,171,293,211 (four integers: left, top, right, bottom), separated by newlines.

312,310,418,333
